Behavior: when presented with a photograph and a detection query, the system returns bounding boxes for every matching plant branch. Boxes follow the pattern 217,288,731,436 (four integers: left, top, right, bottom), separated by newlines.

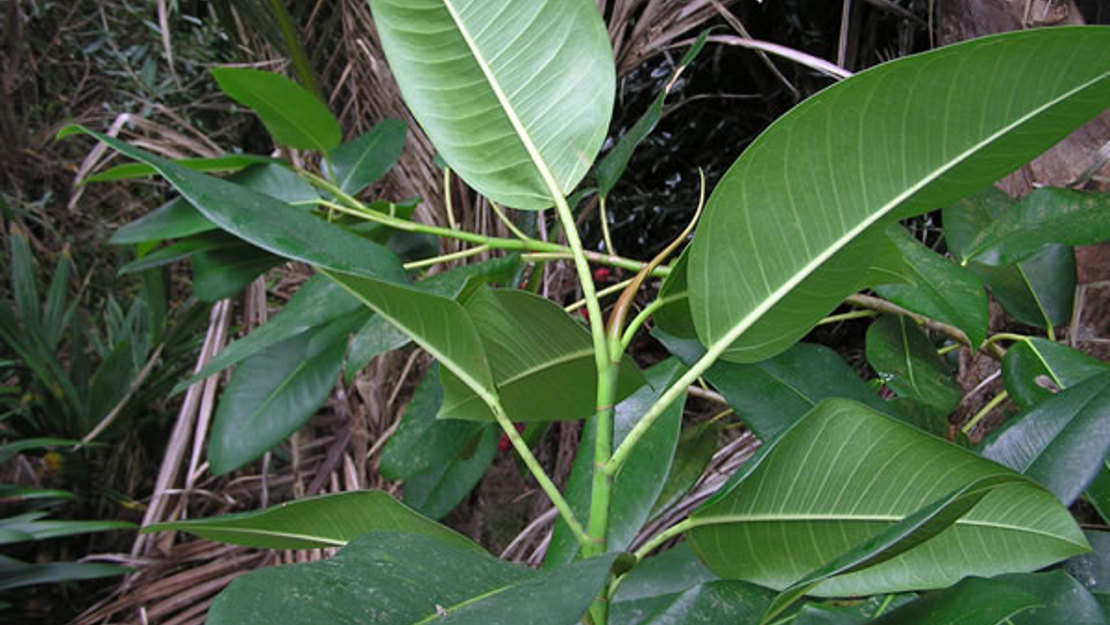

403,245,490,270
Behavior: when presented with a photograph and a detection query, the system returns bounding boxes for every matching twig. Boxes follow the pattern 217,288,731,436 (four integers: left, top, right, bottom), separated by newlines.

76,342,165,448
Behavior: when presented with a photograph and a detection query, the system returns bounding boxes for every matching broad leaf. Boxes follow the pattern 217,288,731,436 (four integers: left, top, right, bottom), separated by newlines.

1066,530,1110,594
380,366,497,520
323,270,496,403
207,532,618,625
117,231,239,274
368,0,615,209
650,421,718,516
85,153,279,183
955,187,1110,265
686,398,1088,596
688,27,1110,363
762,474,1024,624
210,67,340,152
652,248,697,339
547,360,686,567
969,244,1076,328
62,127,408,282
628,581,773,625
981,373,1110,506
111,197,217,244
1002,337,1110,410
144,490,477,550
610,544,720,625
191,244,284,302
867,575,1042,625
865,315,962,420
328,119,407,195
440,287,642,422
207,319,351,474
872,226,989,347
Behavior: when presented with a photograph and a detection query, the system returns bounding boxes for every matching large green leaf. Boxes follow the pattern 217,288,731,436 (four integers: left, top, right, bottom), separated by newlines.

402,426,499,520
210,67,340,152
981,373,1110,506
327,119,407,195
970,243,1076,328
626,581,773,625
610,544,720,625
954,187,1110,265
650,421,718,517
685,398,1088,596
207,532,618,625
439,287,641,422
191,244,284,302
207,320,350,475
368,0,615,209
872,226,989,347
143,490,478,551
85,153,280,183
62,127,408,282
865,315,963,421
1002,337,1110,410
688,27,1110,363
547,360,686,567
323,270,496,403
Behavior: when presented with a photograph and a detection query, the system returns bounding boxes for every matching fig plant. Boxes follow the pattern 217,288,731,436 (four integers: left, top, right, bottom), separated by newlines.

63,2,1110,624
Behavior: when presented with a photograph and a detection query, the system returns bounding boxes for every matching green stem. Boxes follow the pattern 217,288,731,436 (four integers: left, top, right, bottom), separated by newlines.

815,309,878,326
403,245,490,270
265,0,323,100
444,167,458,230
621,294,684,350
962,390,1010,434
981,332,1030,351
490,200,531,241
634,518,697,561
599,194,616,255
488,397,591,546
565,278,637,313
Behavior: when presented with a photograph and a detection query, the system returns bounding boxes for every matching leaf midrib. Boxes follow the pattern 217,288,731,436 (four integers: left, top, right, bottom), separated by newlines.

703,70,1110,354
152,525,346,547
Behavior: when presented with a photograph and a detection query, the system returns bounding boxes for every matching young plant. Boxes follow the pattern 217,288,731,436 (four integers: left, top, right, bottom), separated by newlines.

63,3,1110,624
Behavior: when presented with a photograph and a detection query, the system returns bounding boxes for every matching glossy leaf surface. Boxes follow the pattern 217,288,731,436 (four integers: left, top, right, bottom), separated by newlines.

981,373,1110,506
610,544,720,625
207,322,349,474
144,490,477,550
440,288,641,422
686,399,1088,596
191,244,283,302
327,119,407,195
872,226,988,347
689,28,1110,363
85,153,279,183
865,315,962,419
1002,337,1110,410
207,532,618,625
210,67,340,151
973,244,1076,328
368,0,615,209
64,127,408,282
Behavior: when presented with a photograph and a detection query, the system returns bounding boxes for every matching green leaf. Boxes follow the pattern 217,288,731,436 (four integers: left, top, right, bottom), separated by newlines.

207,320,349,475
630,581,774,625
547,359,686,567
1065,530,1110,594
440,287,641,422
956,187,1110,265
85,154,280,183
650,421,718,517
0,438,83,464
178,275,364,390
344,254,521,382
402,426,499,520
328,119,407,195
323,270,496,403
0,486,73,502
866,315,963,420
0,555,128,591
972,244,1076,328
117,231,239,274
9,228,40,339
110,197,216,244
64,127,408,282
688,27,1110,363
981,373,1110,506
368,0,615,209
1005,570,1110,625
762,474,1025,624
792,595,916,625
872,226,989,347
705,341,894,442
0,512,134,544
652,248,697,339
610,544,720,625
143,490,478,551
207,532,618,625
867,575,1043,625
1002,337,1110,410
87,339,136,425
191,244,284,303
210,67,341,152
686,398,1087,596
